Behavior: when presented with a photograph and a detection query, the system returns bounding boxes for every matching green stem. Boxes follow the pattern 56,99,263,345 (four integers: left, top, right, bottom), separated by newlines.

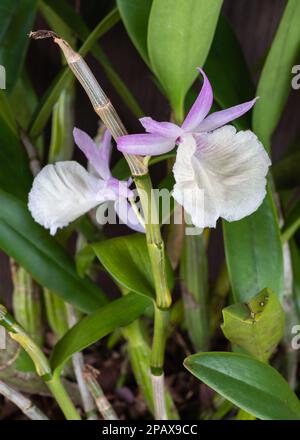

47,375,81,420
151,307,170,375
134,174,172,309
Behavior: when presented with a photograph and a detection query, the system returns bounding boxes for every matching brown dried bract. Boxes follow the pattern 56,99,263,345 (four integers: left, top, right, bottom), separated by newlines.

29,30,59,40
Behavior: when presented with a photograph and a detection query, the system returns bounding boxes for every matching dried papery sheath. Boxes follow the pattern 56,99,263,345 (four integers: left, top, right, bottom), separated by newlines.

29,30,146,176
151,373,167,420
67,305,98,420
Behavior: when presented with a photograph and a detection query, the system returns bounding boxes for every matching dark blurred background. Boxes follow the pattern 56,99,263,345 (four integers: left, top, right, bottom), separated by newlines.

1,0,299,302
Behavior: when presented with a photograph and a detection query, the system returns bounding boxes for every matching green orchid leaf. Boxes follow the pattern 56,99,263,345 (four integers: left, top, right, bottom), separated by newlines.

184,352,300,420
253,0,300,150
147,0,223,120
0,189,107,314
51,292,151,372
0,0,38,92
0,117,32,201
223,190,284,302
117,0,152,65
92,233,174,299
221,289,285,362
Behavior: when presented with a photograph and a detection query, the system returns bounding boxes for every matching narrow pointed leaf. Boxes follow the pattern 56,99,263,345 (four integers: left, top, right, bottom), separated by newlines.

253,0,300,150
51,292,151,372
0,0,38,92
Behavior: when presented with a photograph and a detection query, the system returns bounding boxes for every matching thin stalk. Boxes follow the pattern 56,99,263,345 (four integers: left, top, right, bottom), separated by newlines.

83,366,118,420
47,374,81,420
67,305,98,420
0,380,49,420
0,305,81,420
29,31,173,418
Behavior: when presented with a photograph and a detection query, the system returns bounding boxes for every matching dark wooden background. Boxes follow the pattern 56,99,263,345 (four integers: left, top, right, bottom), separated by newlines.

1,0,299,303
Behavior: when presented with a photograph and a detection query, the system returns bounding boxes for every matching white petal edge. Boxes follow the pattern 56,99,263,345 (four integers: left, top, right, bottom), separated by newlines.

172,128,271,228
28,161,114,235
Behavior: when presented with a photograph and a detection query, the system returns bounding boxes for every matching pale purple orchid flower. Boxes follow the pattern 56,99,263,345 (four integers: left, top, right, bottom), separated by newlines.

117,68,271,228
28,128,144,235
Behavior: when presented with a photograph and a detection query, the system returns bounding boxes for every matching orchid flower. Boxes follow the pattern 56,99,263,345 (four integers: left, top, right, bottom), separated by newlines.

28,128,144,235
117,68,271,228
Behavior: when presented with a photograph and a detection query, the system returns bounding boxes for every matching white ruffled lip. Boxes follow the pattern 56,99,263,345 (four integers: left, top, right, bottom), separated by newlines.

28,161,110,235
172,126,271,229
28,162,144,235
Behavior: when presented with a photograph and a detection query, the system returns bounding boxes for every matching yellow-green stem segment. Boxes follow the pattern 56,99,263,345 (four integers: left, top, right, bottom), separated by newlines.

0,305,81,420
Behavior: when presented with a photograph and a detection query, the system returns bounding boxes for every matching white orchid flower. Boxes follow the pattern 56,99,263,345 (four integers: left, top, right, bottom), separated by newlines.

28,128,144,235
117,68,271,228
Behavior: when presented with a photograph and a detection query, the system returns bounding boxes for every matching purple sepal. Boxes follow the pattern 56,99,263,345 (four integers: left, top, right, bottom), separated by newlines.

197,98,259,132
117,133,176,156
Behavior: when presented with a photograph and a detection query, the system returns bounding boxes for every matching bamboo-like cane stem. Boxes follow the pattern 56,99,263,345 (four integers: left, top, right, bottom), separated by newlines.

30,30,172,419
0,380,49,420
83,366,118,420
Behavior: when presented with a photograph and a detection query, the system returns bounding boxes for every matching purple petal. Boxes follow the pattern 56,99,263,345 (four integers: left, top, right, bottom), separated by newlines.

181,68,213,132
117,133,176,156
73,127,112,180
139,117,182,138
197,98,259,132
99,129,113,179
114,199,145,233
